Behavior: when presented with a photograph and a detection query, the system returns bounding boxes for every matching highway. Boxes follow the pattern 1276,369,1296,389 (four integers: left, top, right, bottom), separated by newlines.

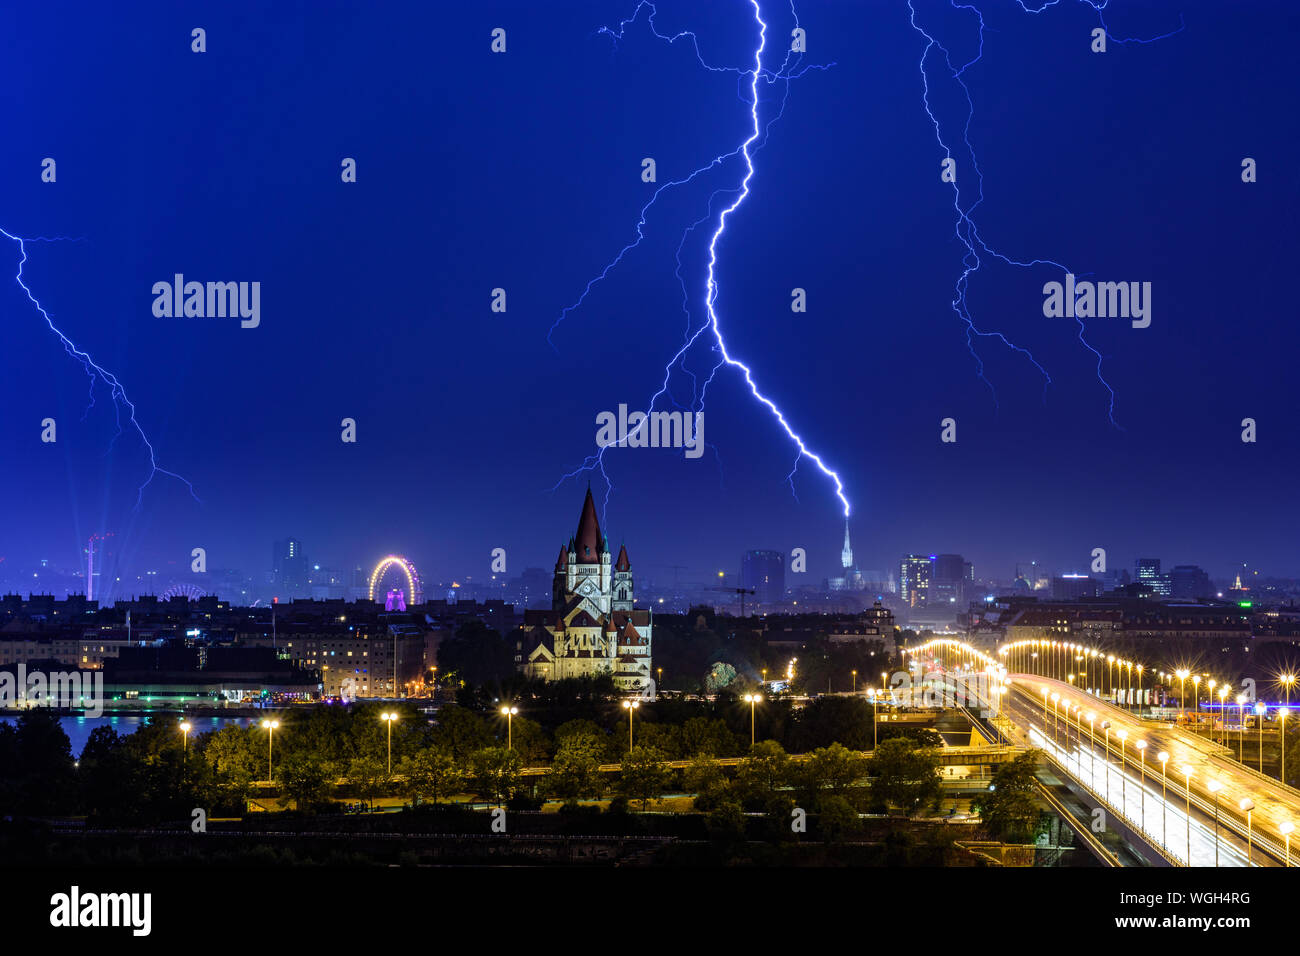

1002,674,1291,866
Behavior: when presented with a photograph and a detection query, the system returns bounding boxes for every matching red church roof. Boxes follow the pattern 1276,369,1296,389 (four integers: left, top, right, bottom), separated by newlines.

574,488,603,562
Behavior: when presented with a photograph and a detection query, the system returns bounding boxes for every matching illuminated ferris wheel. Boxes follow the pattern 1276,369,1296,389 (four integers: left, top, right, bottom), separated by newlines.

368,555,423,607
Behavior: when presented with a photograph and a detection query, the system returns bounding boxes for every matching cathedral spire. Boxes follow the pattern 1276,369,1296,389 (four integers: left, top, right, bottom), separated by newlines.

841,519,853,570
574,487,603,562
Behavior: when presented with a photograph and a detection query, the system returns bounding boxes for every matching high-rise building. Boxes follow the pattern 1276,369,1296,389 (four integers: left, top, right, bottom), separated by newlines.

1138,556,1170,595
931,554,968,607
1170,565,1213,601
742,550,785,606
272,539,309,597
900,555,932,607
1052,574,1099,600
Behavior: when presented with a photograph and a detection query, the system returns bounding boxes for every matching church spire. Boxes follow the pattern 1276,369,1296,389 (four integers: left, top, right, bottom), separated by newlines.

841,519,853,570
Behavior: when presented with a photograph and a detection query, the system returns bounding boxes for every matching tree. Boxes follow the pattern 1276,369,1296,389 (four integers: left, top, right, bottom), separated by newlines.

869,737,940,815
974,750,1044,842
436,621,517,687
398,749,464,805
734,739,791,802
276,753,335,812
469,746,522,805
802,742,868,797
817,794,861,844
790,695,874,751
349,756,389,810
547,733,605,802
681,716,740,757
619,745,670,810
202,724,258,810
430,704,491,760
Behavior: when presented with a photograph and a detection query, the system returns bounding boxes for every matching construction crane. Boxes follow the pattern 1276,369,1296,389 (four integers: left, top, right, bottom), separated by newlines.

711,587,756,617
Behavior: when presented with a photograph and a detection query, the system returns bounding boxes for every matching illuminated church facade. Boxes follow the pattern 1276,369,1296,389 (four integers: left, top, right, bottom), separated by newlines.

521,488,653,694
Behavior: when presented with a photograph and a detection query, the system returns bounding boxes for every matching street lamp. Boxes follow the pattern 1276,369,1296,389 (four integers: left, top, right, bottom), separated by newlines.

1050,692,1061,745
851,670,857,694
1181,765,1194,864
1237,694,1247,761
1136,665,1144,714
380,711,399,775
1086,712,1097,785
261,718,280,782
1176,669,1190,722
621,699,639,752
1239,797,1255,866
1135,740,1147,832
1157,751,1168,847
1255,703,1267,771
1117,728,1129,812
1281,821,1294,868
500,705,518,750
743,693,762,747
1217,687,1228,745
1282,707,1291,785
1206,779,1224,867
1101,720,1113,802
1192,676,1201,731
179,720,192,756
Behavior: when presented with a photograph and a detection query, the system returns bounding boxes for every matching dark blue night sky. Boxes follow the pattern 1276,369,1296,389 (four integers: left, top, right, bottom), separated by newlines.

1,0,1297,590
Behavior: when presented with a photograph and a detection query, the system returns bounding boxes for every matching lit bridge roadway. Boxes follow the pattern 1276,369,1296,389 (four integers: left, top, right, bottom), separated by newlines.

990,673,1293,867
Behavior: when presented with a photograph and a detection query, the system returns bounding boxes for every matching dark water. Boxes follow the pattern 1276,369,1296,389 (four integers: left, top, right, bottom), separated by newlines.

0,713,254,757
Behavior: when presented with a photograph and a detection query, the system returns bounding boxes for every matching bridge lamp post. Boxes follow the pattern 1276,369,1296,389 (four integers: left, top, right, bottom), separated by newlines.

1101,721,1112,803
1135,740,1147,833
1107,656,1116,702
1206,779,1224,867
261,718,279,783
1181,766,1193,864
621,699,639,752
381,711,398,776
1175,669,1190,722
1281,707,1291,785
1191,676,1201,730
1086,712,1097,785
1255,703,1267,772
1050,692,1061,747
1217,687,1229,745
1157,751,1168,847
500,705,518,750
1239,797,1255,866
1236,694,1247,761
1281,821,1294,868
1201,676,1211,738
743,694,762,747
1137,666,1144,715
1116,729,1129,815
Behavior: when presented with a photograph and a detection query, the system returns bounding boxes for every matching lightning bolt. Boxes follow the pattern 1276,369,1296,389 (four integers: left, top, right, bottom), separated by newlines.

553,0,851,519
908,0,1183,424
3,227,200,507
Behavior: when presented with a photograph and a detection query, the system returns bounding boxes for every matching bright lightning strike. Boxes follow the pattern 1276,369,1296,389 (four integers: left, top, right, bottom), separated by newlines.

553,0,851,519
907,0,1183,425
2,227,200,507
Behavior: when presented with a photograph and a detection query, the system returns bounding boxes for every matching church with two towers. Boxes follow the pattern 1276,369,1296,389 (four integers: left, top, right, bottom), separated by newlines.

521,489,653,694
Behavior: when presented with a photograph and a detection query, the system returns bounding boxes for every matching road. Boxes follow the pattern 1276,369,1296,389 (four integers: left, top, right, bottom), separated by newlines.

1002,673,1293,867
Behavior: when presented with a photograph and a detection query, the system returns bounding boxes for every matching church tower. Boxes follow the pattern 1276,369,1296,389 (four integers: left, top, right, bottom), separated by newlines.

612,543,633,612
841,519,854,570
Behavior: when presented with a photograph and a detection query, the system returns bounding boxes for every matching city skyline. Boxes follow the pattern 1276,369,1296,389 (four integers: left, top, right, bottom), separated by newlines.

4,0,1299,591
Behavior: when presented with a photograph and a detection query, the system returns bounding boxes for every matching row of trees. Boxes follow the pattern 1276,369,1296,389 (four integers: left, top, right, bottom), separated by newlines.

0,707,958,826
